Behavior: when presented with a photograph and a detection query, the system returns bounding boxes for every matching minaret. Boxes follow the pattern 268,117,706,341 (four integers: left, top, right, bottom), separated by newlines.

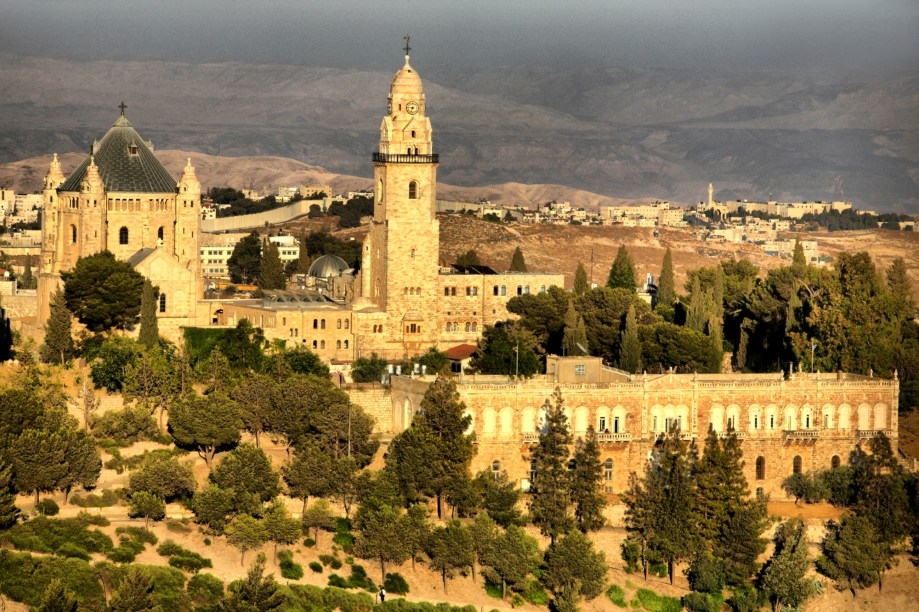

362,38,440,355
708,182,714,207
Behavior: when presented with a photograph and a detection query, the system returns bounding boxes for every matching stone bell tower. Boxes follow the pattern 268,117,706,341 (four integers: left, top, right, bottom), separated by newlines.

361,38,440,356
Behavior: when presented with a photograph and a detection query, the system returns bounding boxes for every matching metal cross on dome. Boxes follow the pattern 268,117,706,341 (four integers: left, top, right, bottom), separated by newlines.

403,35,411,56
118,101,127,115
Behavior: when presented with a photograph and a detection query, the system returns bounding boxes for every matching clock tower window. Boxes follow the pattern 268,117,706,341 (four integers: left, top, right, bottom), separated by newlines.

408,181,418,199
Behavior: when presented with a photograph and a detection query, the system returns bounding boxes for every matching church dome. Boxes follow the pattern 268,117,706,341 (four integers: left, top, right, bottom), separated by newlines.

308,254,349,278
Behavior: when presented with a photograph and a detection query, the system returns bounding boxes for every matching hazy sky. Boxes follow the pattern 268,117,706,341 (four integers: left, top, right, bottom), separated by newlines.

1,0,917,72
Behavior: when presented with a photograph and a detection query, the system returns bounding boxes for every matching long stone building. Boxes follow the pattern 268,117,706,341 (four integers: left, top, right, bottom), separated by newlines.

389,356,899,498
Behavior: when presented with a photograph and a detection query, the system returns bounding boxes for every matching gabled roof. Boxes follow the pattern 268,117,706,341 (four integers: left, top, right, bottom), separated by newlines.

445,344,477,360
126,248,157,268
58,114,178,194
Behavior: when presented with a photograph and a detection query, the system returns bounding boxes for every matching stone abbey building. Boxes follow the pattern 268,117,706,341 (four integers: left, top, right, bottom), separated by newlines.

34,47,901,498
389,357,900,498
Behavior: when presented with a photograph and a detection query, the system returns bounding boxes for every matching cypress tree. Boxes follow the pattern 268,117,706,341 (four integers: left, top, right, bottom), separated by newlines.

297,232,312,273
138,279,158,349
529,388,574,544
573,262,589,295
21,253,35,289
607,245,636,292
686,276,710,333
0,462,20,529
570,426,606,533
562,300,587,357
509,246,528,272
40,288,74,364
887,257,913,320
657,247,675,305
792,239,807,271
707,315,724,373
712,264,724,321
258,239,286,290
619,303,642,373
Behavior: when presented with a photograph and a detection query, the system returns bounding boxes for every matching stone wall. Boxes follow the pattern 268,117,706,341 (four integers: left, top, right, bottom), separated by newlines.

200,198,331,233
346,384,394,434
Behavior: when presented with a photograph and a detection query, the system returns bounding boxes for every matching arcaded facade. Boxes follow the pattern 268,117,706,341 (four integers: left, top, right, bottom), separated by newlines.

390,357,900,499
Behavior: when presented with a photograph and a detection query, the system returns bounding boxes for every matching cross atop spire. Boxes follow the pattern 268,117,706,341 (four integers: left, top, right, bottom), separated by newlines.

403,35,411,57
118,101,127,116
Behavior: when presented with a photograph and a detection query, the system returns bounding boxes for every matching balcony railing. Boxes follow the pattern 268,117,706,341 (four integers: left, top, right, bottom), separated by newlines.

597,432,632,443
372,152,439,164
857,429,895,440
521,433,540,444
783,430,820,440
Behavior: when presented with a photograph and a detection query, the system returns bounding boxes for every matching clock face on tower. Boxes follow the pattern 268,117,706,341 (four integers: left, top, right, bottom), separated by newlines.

406,101,419,115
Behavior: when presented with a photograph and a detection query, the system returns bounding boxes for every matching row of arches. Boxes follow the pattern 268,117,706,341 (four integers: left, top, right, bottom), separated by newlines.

445,322,478,333
708,402,889,433
69,225,166,246
470,405,631,439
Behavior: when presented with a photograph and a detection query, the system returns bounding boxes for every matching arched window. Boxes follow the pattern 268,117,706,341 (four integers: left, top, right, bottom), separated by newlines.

320,319,326,329
792,456,802,475
70,224,77,244
500,285,506,296
604,458,614,493
119,226,129,245
756,487,765,499
831,455,841,469
472,323,477,332
159,293,166,313
491,460,501,478
344,340,349,348
336,340,341,349
408,181,418,199
465,322,471,332
313,319,318,329
320,340,325,349
157,226,164,242
755,456,765,480
312,340,317,349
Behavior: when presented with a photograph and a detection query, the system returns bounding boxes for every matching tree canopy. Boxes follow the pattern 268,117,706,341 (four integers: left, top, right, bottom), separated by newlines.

62,251,145,331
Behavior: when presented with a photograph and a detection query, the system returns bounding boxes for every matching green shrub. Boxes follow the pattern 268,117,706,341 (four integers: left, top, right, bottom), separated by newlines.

309,561,323,573
91,405,158,443
116,526,158,545
333,531,354,551
35,499,59,516
348,564,374,590
157,540,186,557
71,489,121,508
0,550,106,608
383,572,409,595
166,519,192,533
649,561,668,579
484,579,503,599
280,555,304,580
683,592,717,612
319,553,335,566
106,546,138,563
56,542,91,561
304,537,316,547
635,588,682,612
331,558,343,570
726,587,764,612
134,564,192,611
607,584,628,607
187,572,224,607
687,553,725,594
169,554,213,573
203,537,211,546
620,539,641,573
328,574,348,588
75,511,110,527
523,581,548,605
0,516,114,555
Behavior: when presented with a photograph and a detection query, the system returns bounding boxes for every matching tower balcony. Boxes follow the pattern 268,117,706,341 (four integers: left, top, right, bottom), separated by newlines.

373,152,439,164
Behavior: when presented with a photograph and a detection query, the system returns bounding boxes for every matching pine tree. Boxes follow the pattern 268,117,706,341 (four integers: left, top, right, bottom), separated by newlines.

544,529,608,603
37,579,78,612
40,289,74,364
509,246,528,272
529,388,574,544
138,279,158,349
818,512,893,597
570,426,606,533
574,262,589,295
657,247,675,305
562,300,587,357
225,555,284,611
619,304,642,373
606,246,636,292
712,264,724,321
109,567,157,612
258,239,286,290
887,257,914,320
0,461,20,529
760,518,814,611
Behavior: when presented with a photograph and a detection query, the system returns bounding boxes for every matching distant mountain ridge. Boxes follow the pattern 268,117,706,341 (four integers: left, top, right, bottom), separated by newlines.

0,54,916,211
